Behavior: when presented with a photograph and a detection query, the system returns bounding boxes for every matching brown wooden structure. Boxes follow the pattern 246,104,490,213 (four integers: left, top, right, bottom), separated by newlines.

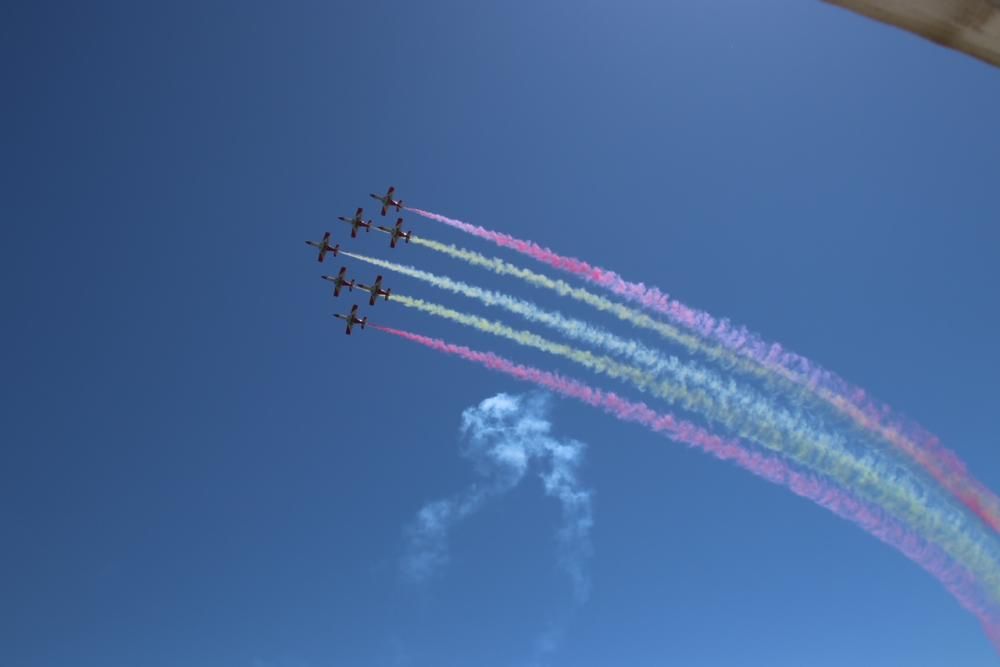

823,0,1000,68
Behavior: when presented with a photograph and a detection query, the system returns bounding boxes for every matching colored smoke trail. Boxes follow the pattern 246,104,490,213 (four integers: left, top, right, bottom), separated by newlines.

405,208,849,384
406,219,1000,536
410,237,708,357
345,253,843,467
344,250,715,384
391,294,678,399
345,252,806,416
372,324,1000,649
345,253,986,548
388,293,1000,598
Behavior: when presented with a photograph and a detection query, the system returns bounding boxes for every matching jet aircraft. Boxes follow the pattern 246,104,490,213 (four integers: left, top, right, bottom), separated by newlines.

321,267,355,297
338,208,372,238
357,274,391,306
376,218,412,248
369,186,403,216
305,232,340,262
334,304,367,335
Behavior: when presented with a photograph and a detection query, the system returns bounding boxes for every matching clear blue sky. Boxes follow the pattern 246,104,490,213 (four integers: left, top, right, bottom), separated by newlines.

4,2,1000,665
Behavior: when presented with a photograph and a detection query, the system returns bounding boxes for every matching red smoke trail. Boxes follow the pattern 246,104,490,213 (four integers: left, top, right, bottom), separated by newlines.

373,323,1000,649
405,206,1000,536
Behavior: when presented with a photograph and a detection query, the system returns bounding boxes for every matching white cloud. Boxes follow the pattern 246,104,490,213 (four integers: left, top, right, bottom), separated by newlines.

401,391,594,604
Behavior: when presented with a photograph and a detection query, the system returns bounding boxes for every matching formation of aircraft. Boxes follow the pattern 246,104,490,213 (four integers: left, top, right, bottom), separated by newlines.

376,217,412,248
334,304,367,335
338,207,373,238
357,274,391,306
321,267,355,297
370,185,404,216
306,186,410,334
305,232,340,262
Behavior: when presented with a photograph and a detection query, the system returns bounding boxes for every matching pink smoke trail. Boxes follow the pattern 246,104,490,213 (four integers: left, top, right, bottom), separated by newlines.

405,206,1000,536
373,323,1000,650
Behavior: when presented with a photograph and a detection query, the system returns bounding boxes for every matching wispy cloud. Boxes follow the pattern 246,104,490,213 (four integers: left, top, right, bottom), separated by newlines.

400,392,594,661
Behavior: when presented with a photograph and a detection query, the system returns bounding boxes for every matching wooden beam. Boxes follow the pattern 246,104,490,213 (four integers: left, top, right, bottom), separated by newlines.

823,0,1000,68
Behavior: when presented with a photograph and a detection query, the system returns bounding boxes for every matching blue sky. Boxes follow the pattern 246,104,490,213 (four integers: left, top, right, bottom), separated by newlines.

3,1,1000,665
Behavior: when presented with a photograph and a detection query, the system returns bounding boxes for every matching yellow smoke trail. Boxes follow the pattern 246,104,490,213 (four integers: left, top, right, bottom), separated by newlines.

390,291,1000,600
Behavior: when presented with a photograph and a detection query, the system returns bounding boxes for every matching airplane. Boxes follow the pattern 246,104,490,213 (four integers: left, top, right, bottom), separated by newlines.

375,217,412,248
321,267,355,297
369,185,404,216
334,304,367,335
356,274,391,306
305,232,340,262
337,207,372,238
